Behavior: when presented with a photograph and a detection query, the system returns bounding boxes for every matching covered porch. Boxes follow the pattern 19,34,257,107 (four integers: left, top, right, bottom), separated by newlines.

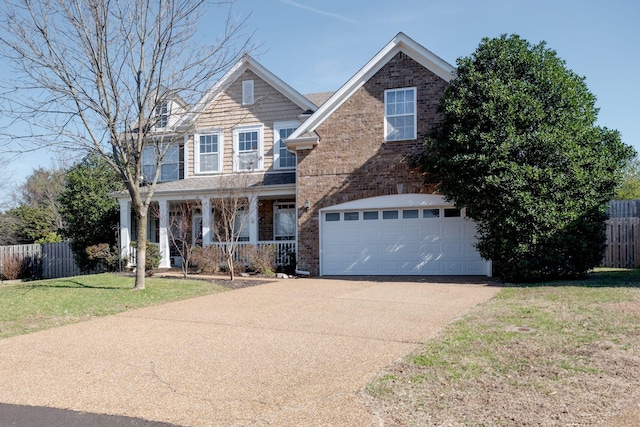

116,173,298,271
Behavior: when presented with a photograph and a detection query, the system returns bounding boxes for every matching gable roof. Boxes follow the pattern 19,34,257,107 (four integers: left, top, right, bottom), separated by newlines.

286,32,455,148
175,54,317,130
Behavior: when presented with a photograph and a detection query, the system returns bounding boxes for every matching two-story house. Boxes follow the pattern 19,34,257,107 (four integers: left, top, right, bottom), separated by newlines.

115,33,492,277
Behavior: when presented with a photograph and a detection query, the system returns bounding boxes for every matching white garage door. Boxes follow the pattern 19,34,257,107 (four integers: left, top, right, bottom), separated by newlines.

320,195,489,276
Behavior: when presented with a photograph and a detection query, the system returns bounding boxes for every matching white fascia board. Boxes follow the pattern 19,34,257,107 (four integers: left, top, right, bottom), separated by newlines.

148,184,296,200
288,32,456,141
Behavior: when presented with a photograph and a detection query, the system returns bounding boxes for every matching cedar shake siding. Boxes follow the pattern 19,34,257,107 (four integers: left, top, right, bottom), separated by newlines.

296,52,448,275
188,70,306,176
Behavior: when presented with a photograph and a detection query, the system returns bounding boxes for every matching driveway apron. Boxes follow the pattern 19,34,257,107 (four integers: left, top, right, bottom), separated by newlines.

0,277,499,426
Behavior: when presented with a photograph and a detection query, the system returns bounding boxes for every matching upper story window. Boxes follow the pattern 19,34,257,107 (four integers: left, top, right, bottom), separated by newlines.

195,131,223,174
242,80,254,105
274,121,298,169
384,87,416,141
156,101,169,128
142,143,180,182
233,125,263,171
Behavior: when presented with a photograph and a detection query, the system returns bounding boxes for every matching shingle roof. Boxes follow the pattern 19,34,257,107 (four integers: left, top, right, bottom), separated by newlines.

304,92,335,107
114,172,295,199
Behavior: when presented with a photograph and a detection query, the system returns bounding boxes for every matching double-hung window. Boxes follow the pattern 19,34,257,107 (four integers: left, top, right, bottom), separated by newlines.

384,87,416,141
156,101,169,128
142,144,180,182
195,131,223,174
274,121,298,169
233,125,263,171
274,202,296,240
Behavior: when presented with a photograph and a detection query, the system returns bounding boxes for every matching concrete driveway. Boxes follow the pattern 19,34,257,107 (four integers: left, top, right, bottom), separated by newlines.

0,277,499,426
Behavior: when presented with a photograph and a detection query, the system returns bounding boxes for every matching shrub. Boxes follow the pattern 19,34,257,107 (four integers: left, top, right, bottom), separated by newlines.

245,244,277,275
191,245,225,274
131,241,161,274
1,254,25,281
86,243,122,272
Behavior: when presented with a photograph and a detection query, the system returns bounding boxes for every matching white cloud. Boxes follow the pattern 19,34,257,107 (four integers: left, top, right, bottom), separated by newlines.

279,0,357,24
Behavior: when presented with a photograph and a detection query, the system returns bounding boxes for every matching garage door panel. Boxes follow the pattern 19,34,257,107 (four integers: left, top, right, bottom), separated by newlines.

321,202,487,276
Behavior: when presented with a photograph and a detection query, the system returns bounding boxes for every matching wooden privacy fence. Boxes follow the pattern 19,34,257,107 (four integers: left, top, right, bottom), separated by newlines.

603,217,640,268
603,200,640,268
0,242,84,280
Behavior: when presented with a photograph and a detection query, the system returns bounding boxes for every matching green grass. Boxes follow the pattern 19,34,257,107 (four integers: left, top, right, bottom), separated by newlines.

406,269,640,382
366,268,640,425
0,273,227,338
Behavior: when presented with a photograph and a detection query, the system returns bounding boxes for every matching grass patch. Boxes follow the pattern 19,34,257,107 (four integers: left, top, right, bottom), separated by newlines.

0,273,226,338
366,268,640,426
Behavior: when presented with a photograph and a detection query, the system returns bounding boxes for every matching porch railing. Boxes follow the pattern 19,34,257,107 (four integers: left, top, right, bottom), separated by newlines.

128,241,296,268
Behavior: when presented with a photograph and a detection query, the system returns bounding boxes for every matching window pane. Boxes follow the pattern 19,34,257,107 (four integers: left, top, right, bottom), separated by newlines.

325,212,340,222
278,127,296,168
423,209,440,218
344,212,359,221
383,210,398,220
403,209,419,219
363,211,379,220
275,209,295,239
200,134,218,153
239,131,258,151
444,208,461,217
200,153,218,172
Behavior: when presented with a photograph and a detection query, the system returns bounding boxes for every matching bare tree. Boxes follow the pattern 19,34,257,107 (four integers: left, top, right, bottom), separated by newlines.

0,0,251,289
151,200,201,279
211,174,258,281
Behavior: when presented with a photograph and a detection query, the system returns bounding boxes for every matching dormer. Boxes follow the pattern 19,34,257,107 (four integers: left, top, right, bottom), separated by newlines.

152,91,188,131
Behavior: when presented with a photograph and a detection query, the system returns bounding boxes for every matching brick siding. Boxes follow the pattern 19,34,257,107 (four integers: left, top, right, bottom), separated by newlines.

296,52,447,274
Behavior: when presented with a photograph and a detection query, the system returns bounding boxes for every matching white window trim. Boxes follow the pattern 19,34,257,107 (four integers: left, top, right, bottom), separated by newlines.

384,87,417,142
194,129,224,175
242,80,254,105
233,124,264,172
273,121,299,170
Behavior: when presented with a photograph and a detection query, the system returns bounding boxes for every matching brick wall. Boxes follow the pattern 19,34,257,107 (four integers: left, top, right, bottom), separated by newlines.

296,52,447,274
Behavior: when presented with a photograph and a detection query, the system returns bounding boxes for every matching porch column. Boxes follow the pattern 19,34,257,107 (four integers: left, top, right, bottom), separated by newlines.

158,198,171,268
201,197,212,245
249,196,258,244
118,198,131,263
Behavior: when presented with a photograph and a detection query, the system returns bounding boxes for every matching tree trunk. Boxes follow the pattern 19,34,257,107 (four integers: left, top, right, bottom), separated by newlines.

227,247,235,281
134,211,147,290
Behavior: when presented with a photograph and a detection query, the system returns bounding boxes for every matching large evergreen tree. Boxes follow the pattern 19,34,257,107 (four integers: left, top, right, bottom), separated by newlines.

59,155,122,271
416,34,634,282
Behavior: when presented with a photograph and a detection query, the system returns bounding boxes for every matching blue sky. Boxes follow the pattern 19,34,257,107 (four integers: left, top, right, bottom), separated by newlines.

5,0,640,192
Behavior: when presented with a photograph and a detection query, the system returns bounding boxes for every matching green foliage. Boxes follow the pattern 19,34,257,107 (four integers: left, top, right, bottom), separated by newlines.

58,154,122,271
8,204,62,244
615,157,640,200
142,241,162,272
416,34,634,282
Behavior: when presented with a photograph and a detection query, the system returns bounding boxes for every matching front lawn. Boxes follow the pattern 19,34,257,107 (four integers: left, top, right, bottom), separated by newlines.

0,273,226,338
365,269,640,426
